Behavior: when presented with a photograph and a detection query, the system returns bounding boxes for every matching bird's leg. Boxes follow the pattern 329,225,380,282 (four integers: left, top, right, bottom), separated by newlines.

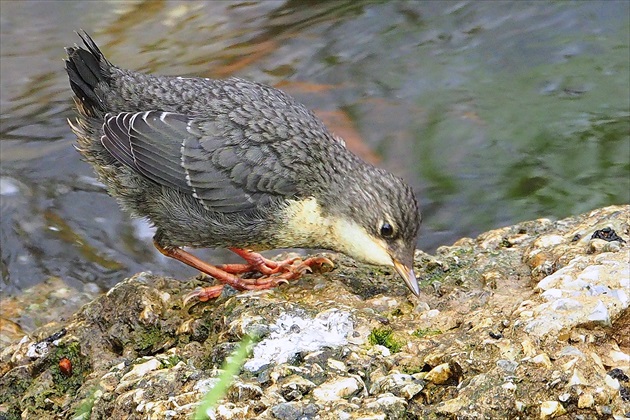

224,248,335,285
154,241,239,300
153,241,332,304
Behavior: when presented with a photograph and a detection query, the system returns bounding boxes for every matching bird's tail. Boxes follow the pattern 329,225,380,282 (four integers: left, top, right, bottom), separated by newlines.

65,30,111,116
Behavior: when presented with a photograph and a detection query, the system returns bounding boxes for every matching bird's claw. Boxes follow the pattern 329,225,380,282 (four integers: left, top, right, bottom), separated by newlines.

183,285,224,307
295,257,335,274
274,278,290,287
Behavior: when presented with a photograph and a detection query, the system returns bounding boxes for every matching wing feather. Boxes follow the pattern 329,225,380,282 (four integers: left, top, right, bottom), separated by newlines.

101,110,295,213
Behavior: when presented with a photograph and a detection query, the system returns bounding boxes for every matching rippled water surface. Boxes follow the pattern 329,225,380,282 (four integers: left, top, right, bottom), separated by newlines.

1,1,628,295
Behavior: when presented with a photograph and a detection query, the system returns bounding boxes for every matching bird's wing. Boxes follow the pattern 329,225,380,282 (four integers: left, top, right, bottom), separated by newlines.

101,110,296,213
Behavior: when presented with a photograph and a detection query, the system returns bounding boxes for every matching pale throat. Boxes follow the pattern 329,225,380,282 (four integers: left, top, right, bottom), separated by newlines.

280,197,393,267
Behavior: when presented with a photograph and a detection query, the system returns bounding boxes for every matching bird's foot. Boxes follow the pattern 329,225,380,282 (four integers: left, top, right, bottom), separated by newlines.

217,248,302,275
182,267,300,307
182,256,334,306
153,242,335,305
184,285,225,304
229,256,334,287
218,249,333,277
292,256,335,274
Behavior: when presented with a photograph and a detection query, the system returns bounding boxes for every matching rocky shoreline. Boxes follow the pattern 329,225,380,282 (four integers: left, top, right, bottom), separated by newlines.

1,205,628,419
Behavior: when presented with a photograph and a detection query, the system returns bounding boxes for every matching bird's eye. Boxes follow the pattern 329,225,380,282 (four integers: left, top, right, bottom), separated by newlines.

380,222,394,238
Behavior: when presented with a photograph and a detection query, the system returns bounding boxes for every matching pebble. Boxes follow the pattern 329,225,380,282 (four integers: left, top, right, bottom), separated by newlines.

521,338,537,357
424,363,453,385
365,393,407,419
271,402,303,420
502,382,517,391
436,396,466,414
539,401,566,418
422,309,441,319
558,345,585,357
588,238,621,253
496,359,518,374
194,378,221,393
227,380,263,402
365,296,400,311
280,375,316,401
534,234,565,248
119,358,160,384
214,403,249,419
370,373,425,400
423,353,445,367
313,377,360,401
588,300,610,324
531,353,552,369
578,392,594,408
604,374,620,390
593,387,611,404
609,350,630,363
327,358,346,371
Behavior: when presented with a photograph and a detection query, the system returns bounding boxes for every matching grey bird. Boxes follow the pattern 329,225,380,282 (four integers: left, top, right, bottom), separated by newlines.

64,31,421,301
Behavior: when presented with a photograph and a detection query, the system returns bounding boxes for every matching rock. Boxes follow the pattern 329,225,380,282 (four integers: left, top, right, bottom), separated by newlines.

270,402,304,419
243,309,354,372
527,248,629,337
608,350,630,364
227,380,264,402
365,393,407,419
213,403,250,419
327,358,346,371
567,369,588,386
502,381,517,391
436,396,466,415
423,352,446,368
534,235,565,248
1,205,629,419
540,401,566,418
313,377,361,401
115,358,161,393
424,363,455,385
588,238,622,253
531,353,552,369
279,375,316,401
605,374,621,390
369,373,425,400
578,392,595,408
496,359,518,374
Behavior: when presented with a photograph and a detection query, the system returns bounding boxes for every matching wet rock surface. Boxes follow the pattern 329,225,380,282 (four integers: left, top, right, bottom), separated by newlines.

1,205,629,419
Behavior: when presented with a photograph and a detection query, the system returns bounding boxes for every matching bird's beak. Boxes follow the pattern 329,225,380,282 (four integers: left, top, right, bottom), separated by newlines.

392,258,420,297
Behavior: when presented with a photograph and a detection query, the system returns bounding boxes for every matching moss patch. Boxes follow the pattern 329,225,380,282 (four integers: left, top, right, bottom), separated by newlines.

51,341,91,394
133,325,166,354
412,328,443,338
368,328,405,353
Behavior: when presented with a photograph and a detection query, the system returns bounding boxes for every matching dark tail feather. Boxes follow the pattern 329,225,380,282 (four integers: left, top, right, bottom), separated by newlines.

65,30,110,115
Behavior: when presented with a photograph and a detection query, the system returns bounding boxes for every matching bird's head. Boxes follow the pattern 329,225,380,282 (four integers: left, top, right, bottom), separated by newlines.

322,166,422,296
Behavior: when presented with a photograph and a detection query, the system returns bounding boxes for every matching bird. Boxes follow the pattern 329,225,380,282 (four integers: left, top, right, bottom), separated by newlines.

64,31,421,302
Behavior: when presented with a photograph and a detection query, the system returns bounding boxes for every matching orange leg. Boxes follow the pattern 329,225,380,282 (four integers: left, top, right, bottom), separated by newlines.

153,241,333,303
223,248,334,283
217,248,301,275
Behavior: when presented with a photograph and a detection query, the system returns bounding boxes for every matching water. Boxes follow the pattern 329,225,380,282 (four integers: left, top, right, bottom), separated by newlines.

1,0,628,295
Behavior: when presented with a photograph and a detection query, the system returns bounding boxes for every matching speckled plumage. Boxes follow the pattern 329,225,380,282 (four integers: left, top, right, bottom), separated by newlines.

65,31,422,295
